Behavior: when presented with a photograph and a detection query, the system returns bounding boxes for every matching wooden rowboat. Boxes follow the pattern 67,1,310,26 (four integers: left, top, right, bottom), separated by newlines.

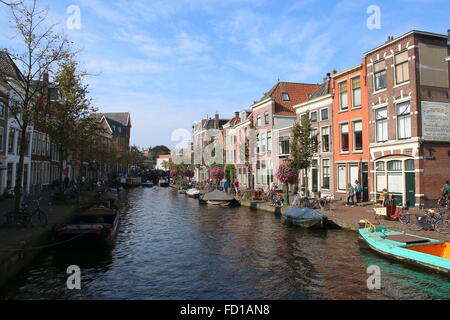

359,220,450,275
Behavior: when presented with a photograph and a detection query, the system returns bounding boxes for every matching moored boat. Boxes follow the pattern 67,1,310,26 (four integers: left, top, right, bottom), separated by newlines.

142,181,154,188
199,190,240,207
282,206,328,229
359,220,450,275
186,188,202,198
55,202,120,247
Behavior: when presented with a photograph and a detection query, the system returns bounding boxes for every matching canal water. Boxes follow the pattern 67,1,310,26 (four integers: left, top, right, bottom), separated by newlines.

1,187,449,300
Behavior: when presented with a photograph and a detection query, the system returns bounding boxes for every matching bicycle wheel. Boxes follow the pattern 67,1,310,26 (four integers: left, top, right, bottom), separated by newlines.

399,213,411,225
411,215,426,231
435,219,450,234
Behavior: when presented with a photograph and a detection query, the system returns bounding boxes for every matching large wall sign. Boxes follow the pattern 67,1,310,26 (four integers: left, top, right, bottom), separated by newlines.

422,101,450,142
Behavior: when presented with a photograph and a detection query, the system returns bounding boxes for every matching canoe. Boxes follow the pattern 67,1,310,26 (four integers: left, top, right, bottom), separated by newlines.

282,207,328,229
142,181,154,188
359,220,450,275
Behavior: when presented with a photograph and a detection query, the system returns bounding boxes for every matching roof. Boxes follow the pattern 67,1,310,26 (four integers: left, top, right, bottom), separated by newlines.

225,117,241,127
203,118,230,130
364,30,448,56
157,155,171,159
308,78,332,101
256,82,321,116
103,112,131,127
104,117,128,137
0,50,24,82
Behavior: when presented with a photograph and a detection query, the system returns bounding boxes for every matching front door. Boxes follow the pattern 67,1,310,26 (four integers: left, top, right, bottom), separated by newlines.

312,168,318,192
405,173,416,207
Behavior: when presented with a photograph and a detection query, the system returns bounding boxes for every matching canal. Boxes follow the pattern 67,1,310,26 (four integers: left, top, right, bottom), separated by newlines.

1,187,449,300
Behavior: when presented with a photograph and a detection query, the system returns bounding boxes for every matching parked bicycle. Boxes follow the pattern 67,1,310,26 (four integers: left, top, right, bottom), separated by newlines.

411,209,445,232
434,212,450,234
5,198,48,228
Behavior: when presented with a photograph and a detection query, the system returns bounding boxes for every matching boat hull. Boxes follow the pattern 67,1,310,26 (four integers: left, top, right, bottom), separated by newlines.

359,227,450,276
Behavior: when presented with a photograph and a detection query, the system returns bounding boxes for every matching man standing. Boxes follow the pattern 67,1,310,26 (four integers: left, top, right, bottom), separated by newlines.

355,180,363,204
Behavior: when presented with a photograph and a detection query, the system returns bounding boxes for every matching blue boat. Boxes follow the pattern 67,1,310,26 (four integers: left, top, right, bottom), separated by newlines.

282,207,328,229
359,220,450,275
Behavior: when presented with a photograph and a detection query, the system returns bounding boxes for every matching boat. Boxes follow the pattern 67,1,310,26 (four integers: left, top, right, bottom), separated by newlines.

199,190,240,207
282,206,328,229
359,220,450,275
178,189,188,195
159,179,170,188
142,180,154,188
125,177,142,188
186,188,202,199
55,202,120,247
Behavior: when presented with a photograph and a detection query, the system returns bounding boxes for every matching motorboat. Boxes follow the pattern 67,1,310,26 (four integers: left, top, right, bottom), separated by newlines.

282,206,328,229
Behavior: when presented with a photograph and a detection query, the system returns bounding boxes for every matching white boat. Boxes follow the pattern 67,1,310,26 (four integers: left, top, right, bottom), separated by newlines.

186,188,202,198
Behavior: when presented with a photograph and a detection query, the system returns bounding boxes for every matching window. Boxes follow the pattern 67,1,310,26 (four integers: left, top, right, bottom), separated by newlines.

387,160,402,172
374,60,387,91
397,102,411,139
0,101,5,119
322,127,330,152
264,112,270,125
340,123,349,152
376,161,385,171
352,77,361,108
256,114,262,128
267,131,272,152
0,127,3,152
261,133,267,153
256,134,260,154
353,121,363,151
310,111,318,123
405,159,415,171
279,136,290,155
338,164,346,191
376,108,388,142
339,82,348,110
311,128,318,139
321,108,329,121
282,93,290,101
395,51,409,85
323,160,330,189
8,128,15,154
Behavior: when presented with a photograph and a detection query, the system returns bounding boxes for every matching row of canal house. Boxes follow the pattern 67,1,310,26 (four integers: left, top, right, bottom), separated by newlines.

193,30,450,208
0,50,132,196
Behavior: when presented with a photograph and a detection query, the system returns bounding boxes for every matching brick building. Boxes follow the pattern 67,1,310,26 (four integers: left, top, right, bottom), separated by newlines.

331,64,371,202
365,30,450,207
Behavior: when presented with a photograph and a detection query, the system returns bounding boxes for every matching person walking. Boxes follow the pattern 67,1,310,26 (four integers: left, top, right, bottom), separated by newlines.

355,180,363,204
234,179,240,195
223,180,230,193
346,184,355,207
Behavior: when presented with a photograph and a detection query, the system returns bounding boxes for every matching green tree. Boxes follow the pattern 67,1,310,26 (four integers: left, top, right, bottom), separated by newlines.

43,59,101,192
288,114,319,197
225,164,236,182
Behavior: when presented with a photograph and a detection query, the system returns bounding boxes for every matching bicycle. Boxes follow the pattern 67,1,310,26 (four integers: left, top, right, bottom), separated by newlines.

411,209,444,232
434,212,450,234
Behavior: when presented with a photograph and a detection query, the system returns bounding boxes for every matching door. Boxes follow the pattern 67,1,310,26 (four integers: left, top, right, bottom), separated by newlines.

405,173,416,207
362,172,369,202
312,168,318,192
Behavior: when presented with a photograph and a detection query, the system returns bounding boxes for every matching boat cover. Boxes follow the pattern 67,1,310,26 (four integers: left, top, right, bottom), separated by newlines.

283,207,327,221
201,190,235,201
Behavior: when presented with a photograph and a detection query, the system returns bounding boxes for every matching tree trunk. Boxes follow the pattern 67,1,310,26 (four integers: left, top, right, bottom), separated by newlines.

14,127,28,214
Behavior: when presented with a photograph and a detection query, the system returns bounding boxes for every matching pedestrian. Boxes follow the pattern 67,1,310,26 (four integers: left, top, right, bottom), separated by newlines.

64,176,69,190
347,184,355,207
224,180,230,193
355,180,363,203
382,188,391,207
442,181,450,201
234,179,240,195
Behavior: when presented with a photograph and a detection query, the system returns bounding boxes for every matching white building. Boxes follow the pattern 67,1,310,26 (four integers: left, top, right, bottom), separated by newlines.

155,155,171,171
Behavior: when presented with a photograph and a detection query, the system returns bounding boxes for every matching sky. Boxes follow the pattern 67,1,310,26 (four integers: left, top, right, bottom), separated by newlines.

0,0,449,149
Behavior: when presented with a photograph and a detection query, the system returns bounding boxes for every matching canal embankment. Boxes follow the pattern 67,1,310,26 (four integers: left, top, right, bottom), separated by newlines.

240,198,450,242
0,192,101,288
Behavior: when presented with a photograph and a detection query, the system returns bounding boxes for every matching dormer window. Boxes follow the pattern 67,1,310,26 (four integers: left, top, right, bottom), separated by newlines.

282,93,290,101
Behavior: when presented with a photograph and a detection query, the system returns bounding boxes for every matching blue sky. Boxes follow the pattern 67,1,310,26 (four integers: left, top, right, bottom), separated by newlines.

0,0,449,148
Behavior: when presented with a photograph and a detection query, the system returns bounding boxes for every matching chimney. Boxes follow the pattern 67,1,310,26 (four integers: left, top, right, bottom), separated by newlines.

43,72,49,84
214,112,219,129
324,72,332,82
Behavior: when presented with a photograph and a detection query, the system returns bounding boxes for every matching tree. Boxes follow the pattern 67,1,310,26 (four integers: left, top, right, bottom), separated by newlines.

288,114,319,197
210,168,224,185
224,164,236,182
276,164,297,205
41,58,100,193
0,0,72,213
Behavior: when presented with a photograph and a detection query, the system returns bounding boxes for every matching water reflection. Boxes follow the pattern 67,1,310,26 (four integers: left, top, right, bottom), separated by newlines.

1,187,449,300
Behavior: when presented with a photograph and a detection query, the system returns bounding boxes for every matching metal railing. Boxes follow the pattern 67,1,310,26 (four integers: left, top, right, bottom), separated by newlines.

363,219,377,241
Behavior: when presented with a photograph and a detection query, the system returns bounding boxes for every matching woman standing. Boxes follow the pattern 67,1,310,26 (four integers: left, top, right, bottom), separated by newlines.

355,180,363,204
347,184,355,207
